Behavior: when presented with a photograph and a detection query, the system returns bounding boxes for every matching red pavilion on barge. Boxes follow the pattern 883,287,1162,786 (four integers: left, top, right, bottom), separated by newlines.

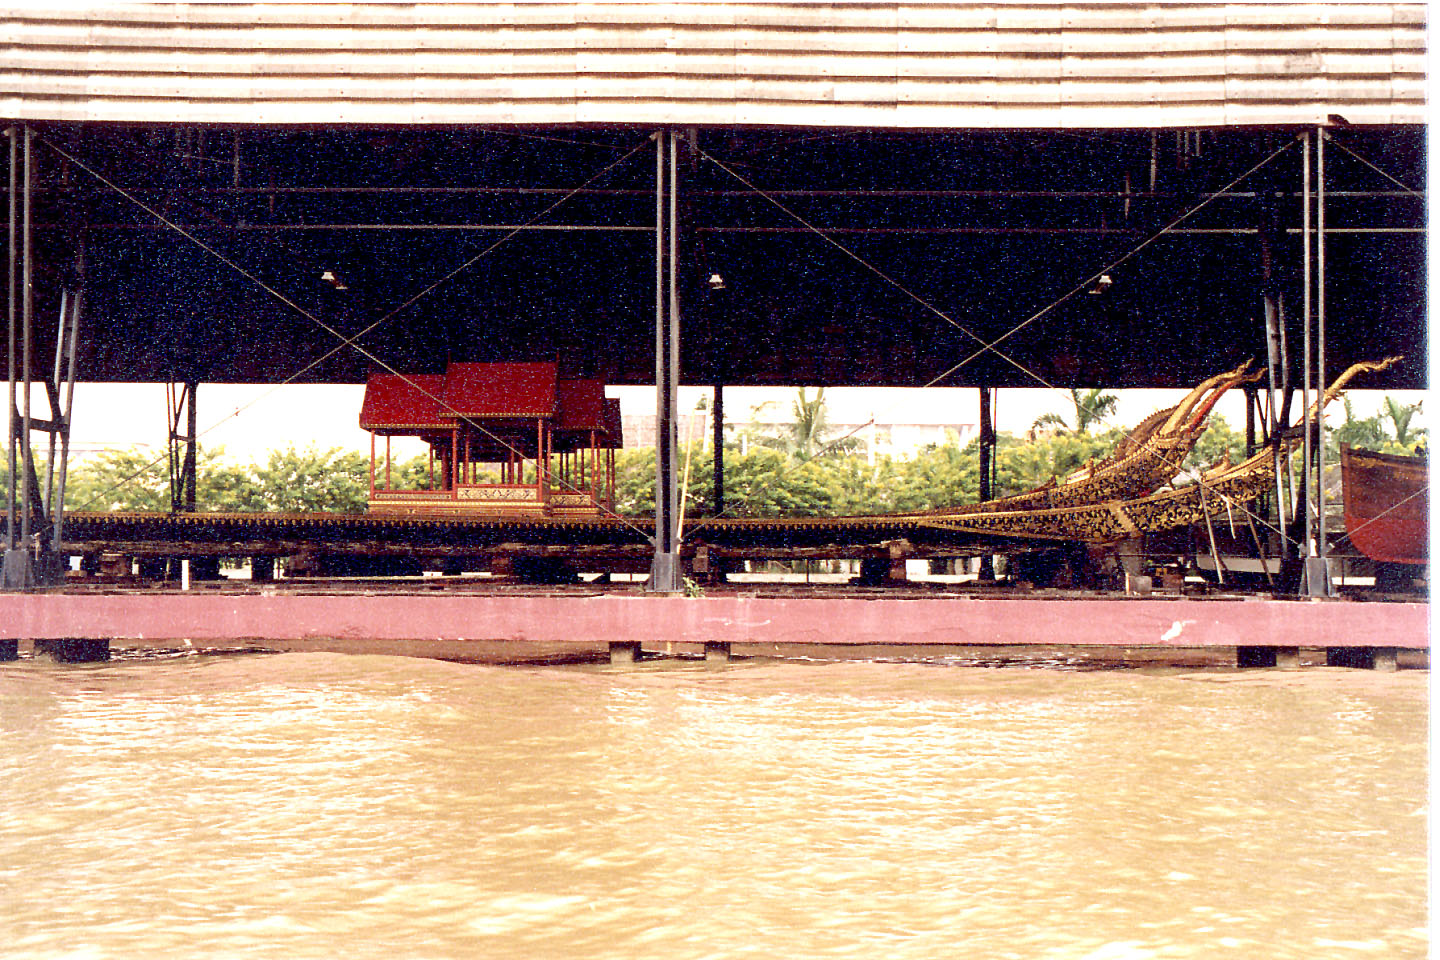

359,362,620,517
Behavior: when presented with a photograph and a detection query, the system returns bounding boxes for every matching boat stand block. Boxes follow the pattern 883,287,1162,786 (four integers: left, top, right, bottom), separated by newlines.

1236,645,1278,668
1326,647,1376,669
609,641,642,664
704,641,732,663
0,639,17,662
33,638,111,663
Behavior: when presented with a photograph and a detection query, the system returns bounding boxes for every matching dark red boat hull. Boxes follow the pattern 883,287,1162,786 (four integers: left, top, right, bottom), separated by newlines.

1341,445,1429,566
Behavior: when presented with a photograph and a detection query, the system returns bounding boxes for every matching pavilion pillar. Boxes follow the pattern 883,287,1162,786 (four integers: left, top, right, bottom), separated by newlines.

650,129,683,592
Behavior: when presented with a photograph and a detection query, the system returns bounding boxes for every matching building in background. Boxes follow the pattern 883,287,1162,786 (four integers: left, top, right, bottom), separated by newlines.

622,410,976,461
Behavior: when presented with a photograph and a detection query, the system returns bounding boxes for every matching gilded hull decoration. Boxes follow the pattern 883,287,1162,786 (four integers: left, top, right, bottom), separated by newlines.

885,361,1261,521
913,358,1400,544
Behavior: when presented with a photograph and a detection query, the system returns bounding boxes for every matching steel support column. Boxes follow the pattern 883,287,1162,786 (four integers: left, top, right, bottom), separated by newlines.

5,127,16,567
1300,131,1313,561
3,125,39,589
48,285,81,550
650,129,683,592
7,125,35,588
1313,128,1332,591
977,386,996,581
712,383,724,516
167,381,198,513
4,126,71,589
1258,183,1292,551
1300,128,1333,597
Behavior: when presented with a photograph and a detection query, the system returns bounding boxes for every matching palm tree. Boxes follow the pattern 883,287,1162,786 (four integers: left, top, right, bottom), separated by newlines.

757,388,863,461
1031,387,1119,435
789,388,831,460
1381,396,1423,447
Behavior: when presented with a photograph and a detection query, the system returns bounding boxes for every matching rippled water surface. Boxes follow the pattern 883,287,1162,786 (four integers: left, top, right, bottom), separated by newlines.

0,653,1427,959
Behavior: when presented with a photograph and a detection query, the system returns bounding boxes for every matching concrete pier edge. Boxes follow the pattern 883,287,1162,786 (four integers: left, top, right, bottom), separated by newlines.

0,594,1425,669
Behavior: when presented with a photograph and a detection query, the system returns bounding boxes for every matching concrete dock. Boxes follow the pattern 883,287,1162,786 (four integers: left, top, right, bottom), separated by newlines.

0,587,1427,668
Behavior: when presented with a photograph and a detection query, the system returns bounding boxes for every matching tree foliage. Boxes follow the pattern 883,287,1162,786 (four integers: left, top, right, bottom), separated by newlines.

19,394,1421,521
1325,396,1427,458
1031,387,1120,435
57,445,380,514
747,387,864,461
1180,415,1248,477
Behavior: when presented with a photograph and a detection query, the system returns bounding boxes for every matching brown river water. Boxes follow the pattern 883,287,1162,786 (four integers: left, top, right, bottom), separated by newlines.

0,653,1427,960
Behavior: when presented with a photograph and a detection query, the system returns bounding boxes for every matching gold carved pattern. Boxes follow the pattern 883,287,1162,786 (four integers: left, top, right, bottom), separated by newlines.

457,486,542,503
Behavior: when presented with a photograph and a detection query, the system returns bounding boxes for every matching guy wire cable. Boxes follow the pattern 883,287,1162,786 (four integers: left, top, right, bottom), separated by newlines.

685,136,1306,547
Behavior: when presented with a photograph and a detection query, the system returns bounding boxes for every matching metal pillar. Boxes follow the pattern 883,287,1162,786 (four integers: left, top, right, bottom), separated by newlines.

1244,384,1257,456
977,386,996,581
47,286,81,549
1259,201,1290,543
5,126,39,587
5,125,35,588
1314,128,1332,584
712,383,724,515
1300,131,1313,558
4,126,73,589
1300,128,1333,597
650,129,683,593
1260,205,1294,536
167,381,198,513
6,127,17,571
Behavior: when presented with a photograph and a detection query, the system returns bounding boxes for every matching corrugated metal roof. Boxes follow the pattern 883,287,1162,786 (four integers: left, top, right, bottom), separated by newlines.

0,3,1425,127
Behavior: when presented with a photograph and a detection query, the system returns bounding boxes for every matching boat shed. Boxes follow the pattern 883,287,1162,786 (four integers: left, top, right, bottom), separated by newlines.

0,2,1428,589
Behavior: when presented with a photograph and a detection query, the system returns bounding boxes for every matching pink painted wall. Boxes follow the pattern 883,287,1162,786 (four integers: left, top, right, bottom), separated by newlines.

0,595,1427,649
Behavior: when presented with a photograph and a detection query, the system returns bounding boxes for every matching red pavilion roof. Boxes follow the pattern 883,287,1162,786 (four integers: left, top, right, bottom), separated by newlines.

359,373,449,432
555,379,606,433
599,397,623,449
442,362,558,420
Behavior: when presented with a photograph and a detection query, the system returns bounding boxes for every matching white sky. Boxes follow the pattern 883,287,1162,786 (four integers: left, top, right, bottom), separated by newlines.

50,381,1429,465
